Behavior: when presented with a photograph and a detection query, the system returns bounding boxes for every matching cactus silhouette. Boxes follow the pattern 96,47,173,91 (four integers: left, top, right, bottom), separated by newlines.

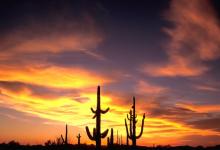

126,135,129,146
85,86,109,149
125,97,145,147
126,110,132,146
61,124,68,145
76,133,81,145
107,128,114,147
110,128,114,146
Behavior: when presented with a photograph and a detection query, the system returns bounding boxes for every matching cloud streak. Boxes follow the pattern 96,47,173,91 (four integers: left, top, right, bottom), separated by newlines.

136,80,168,95
0,64,112,89
144,0,220,77
0,11,104,60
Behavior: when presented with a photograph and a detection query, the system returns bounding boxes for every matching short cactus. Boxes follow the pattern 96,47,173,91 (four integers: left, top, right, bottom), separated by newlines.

61,124,68,145
107,128,114,147
76,133,81,145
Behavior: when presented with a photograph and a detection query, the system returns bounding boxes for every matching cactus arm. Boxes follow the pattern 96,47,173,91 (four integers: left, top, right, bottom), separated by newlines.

127,114,132,120
101,129,109,138
92,113,97,119
136,113,145,139
85,126,96,141
127,114,130,120
107,137,110,145
91,107,96,113
125,119,132,139
101,107,109,114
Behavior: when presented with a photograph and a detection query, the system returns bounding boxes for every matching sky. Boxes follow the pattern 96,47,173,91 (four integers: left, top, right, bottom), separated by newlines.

0,0,220,146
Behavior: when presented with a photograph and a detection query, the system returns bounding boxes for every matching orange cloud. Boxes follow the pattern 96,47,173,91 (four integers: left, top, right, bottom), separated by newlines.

136,80,168,94
143,55,207,77
177,103,220,113
0,64,112,89
143,0,220,77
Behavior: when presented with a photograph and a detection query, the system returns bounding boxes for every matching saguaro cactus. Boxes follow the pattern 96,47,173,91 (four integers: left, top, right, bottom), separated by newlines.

85,86,109,149
107,128,114,147
125,97,145,147
61,124,68,145
76,133,81,145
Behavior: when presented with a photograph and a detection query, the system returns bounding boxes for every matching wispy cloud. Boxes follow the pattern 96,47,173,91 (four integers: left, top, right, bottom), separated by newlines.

194,84,219,92
177,103,220,113
0,13,104,60
136,80,168,95
143,0,220,77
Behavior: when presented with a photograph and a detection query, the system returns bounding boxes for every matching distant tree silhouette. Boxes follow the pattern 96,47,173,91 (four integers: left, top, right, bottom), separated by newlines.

125,97,145,147
2,141,220,150
85,86,109,150
56,137,63,145
45,140,52,146
8,140,19,146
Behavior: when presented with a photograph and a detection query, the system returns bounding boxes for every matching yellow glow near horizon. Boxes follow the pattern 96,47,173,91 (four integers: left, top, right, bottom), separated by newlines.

1,86,220,146
0,65,112,89
0,65,219,145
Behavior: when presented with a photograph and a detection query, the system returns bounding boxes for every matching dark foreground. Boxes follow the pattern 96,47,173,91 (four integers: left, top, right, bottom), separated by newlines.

1,142,220,150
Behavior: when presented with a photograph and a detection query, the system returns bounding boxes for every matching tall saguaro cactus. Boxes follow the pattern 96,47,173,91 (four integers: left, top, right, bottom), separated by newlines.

85,86,109,149
76,133,81,145
125,97,145,147
61,124,68,145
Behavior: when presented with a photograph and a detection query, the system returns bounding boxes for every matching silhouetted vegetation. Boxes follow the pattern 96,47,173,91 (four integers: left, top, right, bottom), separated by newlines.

85,86,109,149
1,141,220,150
125,97,145,147
77,133,81,145
107,128,114,148
61,124,68,145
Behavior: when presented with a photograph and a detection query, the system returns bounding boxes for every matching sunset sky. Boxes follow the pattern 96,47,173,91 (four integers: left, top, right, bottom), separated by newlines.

1,0,220,146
